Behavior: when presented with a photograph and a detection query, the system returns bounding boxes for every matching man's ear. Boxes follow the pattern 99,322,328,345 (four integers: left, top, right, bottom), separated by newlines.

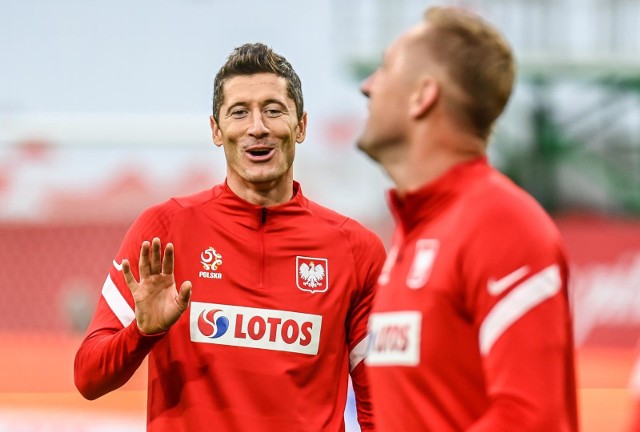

210,115,223,147
409,77,439,119
295,112,308,144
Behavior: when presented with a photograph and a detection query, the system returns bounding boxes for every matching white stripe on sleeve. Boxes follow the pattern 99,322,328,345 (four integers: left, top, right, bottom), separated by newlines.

349,335,370,372
101,275,136,328
479,264,562,356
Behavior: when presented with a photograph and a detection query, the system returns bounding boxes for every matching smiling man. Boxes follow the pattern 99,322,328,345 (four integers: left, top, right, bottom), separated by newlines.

74,43,386,432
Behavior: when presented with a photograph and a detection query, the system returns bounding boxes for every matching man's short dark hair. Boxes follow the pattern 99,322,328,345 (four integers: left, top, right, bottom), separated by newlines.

212,43,304,123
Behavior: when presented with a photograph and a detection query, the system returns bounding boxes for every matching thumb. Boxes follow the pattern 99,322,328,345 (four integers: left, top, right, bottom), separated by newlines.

176,281,192,310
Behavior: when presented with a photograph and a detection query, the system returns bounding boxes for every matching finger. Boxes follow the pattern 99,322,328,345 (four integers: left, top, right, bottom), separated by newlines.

162,242,175,275
176,281,192,311
138,241,151,279
121,259,139,294
150,237,162,274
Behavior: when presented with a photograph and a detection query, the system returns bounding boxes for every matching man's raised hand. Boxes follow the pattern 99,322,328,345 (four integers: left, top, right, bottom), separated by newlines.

121,237,192,335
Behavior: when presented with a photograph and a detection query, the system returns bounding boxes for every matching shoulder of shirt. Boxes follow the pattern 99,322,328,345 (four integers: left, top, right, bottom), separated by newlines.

304,198,355,229
468,168,546,213
171,186,220,208
462,166,560,237
304,198,384,247
135,186,219,222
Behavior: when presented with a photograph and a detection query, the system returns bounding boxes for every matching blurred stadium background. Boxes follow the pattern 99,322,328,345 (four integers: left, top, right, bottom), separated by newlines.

1,0,639,430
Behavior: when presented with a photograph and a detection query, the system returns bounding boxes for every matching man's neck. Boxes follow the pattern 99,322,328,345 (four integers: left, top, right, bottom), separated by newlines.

226,177,294,207
385,130,485,197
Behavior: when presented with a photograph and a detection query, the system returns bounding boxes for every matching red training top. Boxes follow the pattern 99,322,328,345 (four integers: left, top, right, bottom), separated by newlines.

367,158,579,431
75,181,385,432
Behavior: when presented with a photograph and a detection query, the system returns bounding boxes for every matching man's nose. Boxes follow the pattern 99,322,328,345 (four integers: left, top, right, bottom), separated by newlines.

248,111,269,137
360,74,374,98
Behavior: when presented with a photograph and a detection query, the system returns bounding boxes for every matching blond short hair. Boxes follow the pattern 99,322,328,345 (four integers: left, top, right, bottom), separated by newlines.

423,7,515,139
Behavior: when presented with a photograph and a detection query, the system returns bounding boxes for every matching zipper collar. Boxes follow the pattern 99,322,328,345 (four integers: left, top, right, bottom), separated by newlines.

213,180,308,228
387,157,489,235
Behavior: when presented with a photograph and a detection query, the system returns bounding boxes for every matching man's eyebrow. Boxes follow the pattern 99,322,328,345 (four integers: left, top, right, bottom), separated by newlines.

225,99,289,112
262,98,288,108
223,102,246,115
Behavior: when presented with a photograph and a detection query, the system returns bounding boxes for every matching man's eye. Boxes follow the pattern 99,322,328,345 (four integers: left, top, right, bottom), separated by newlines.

265,109,282,117
231,110,248,118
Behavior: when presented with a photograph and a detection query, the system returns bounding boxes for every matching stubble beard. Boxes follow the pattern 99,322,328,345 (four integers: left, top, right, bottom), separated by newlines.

356,130,384,164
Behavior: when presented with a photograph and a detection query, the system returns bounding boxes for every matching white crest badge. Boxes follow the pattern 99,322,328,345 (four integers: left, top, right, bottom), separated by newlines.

296,256,328,293
406,239,439,289
199,246,223,280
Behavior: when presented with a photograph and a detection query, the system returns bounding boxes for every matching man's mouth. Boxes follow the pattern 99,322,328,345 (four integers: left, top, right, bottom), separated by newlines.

246,147,275,161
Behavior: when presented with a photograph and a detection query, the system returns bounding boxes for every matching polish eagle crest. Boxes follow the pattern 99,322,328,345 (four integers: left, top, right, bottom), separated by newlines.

296,256,329,293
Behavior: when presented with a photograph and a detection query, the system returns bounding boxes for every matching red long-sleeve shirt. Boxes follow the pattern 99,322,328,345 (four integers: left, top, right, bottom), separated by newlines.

366,158,578,431
75,181,385,432
630,349,640,431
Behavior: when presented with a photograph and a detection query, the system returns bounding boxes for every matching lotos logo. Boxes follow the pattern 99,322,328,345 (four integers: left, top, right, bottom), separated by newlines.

197,309,230,339
366,311,422,366
190,302,323,355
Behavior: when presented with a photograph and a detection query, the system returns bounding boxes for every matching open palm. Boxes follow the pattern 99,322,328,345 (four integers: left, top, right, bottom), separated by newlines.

121,237,192,335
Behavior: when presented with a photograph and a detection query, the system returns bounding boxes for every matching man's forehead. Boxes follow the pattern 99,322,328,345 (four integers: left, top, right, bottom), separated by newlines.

385,23,431,70
222,73,290,105
385,25,420,60
398,23,428,52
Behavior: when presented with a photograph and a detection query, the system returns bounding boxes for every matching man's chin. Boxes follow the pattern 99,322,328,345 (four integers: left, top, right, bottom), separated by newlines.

356,136,380,162
242,168,286,186
246,175,278,185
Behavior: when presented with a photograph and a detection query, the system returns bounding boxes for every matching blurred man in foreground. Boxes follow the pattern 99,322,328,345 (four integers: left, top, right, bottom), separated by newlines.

75,42,385,431
358,6,578,431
